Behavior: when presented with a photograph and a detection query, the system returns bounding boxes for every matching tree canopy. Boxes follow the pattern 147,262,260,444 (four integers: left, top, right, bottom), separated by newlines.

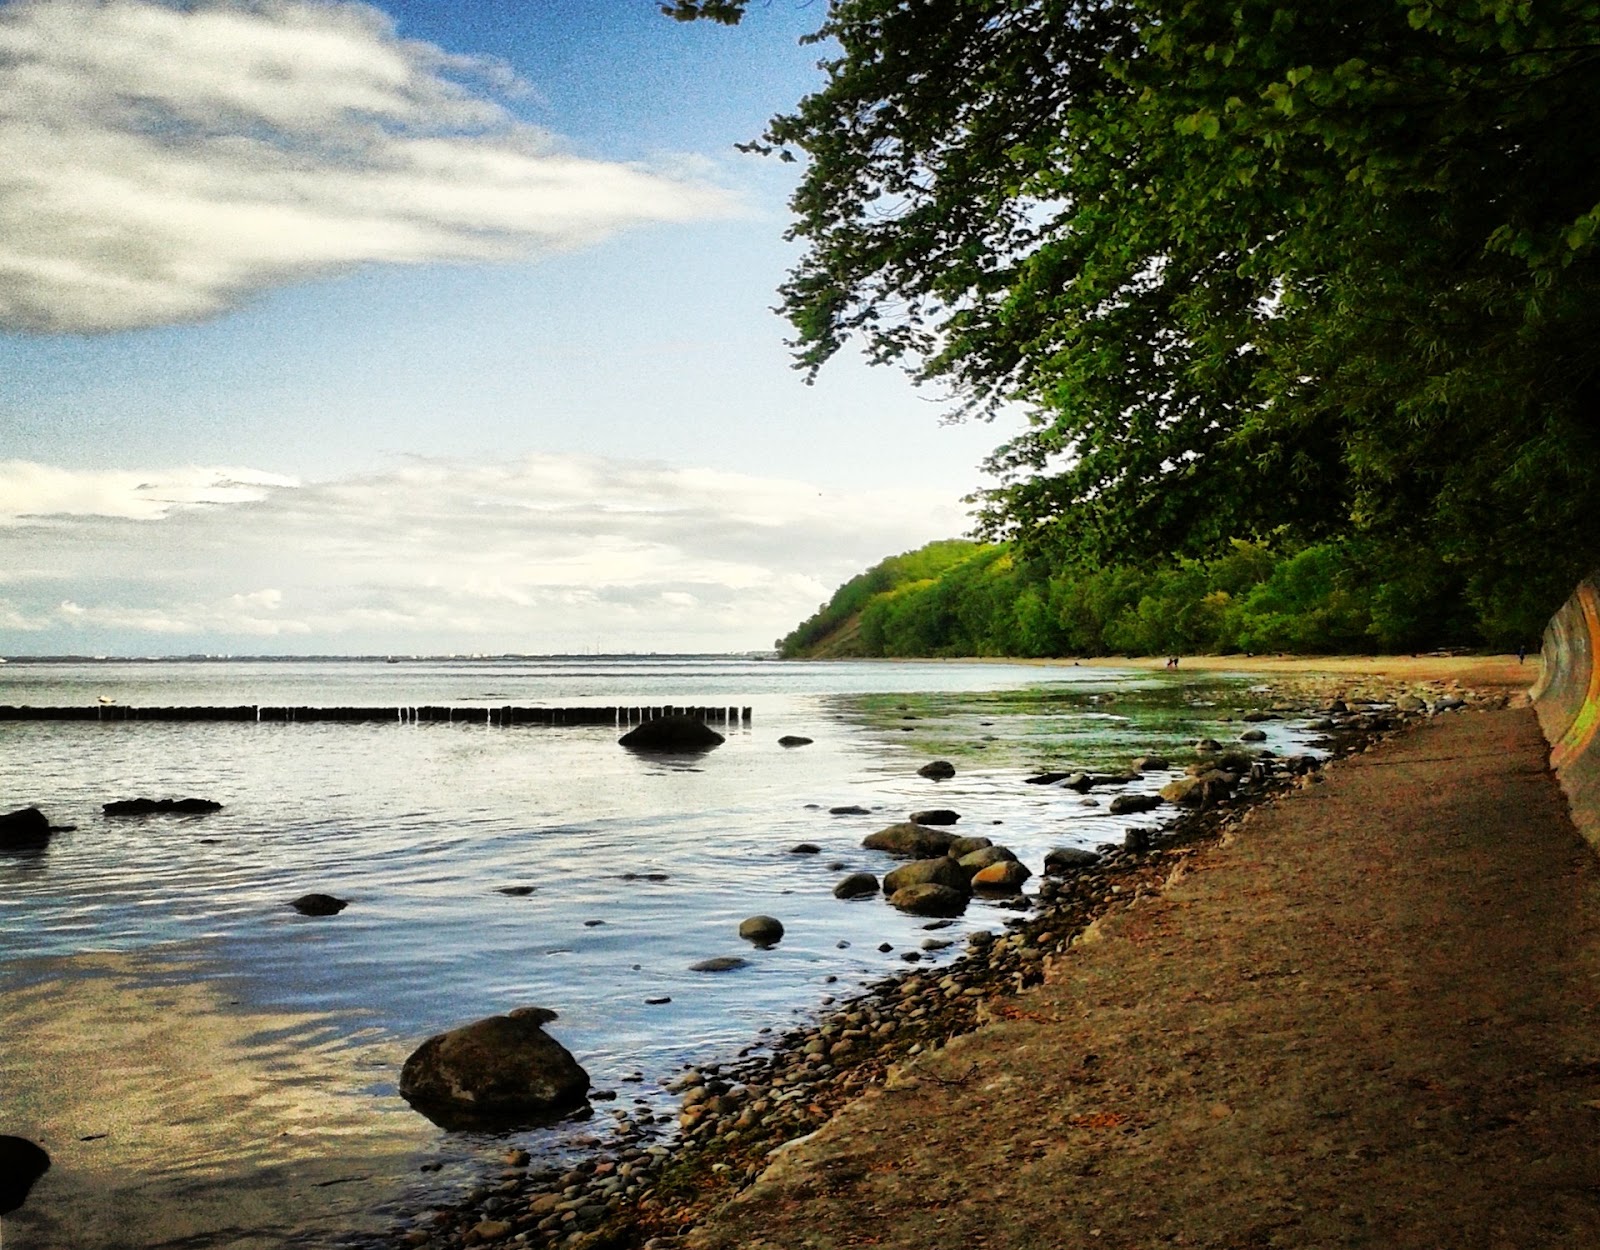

679,0,1600,628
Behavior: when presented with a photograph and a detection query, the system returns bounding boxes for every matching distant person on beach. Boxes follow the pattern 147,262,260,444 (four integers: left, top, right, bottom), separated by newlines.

1518,644,1527,665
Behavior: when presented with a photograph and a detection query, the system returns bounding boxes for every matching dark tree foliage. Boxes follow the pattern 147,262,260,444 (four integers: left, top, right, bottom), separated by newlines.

683,0,1600,624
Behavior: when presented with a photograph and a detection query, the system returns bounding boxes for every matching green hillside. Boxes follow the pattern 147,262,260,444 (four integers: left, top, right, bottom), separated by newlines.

781,537,1537,660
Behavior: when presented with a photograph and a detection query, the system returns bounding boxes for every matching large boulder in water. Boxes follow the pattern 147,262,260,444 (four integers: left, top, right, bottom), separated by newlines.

833,872,879,900
399,1007,590,1129
862,822,957,858
0,806,52,850
0,1136,49,1214
618,716,724,753
883,857,970,896
888,884,968,917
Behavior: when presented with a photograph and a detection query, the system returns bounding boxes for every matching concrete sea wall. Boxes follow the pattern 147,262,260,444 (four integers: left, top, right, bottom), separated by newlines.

1534,574,1600,848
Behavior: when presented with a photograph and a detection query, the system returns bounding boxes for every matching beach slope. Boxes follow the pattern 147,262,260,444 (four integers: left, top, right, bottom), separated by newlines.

684,702,1600,1249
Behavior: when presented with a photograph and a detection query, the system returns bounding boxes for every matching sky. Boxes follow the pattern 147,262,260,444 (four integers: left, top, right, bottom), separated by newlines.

0,0,1020,657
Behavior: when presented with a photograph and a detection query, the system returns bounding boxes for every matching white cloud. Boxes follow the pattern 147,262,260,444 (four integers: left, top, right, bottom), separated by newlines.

0,460,299,521
0,0,735,333
0,454,974,653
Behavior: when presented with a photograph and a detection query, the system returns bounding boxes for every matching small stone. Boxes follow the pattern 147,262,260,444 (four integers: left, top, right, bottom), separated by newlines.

789,843,822,854
690,957,749,972
778,735,814,747
917,760,956,780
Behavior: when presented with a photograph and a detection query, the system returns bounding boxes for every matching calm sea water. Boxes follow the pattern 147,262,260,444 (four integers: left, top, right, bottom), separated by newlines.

0,657,1315,1247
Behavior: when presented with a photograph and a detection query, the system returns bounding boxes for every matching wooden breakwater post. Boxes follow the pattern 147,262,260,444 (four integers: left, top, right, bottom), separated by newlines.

0,704,755,727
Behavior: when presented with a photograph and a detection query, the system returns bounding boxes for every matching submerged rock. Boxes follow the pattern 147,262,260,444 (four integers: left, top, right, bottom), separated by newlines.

778,735,814,747
103,797,222,816
290,893,348,916
1130,755,1170,771
399,1007,590,1129
916,760,956,781
618,716,724,753
1108,793,1163,815
690,956,749,972
829,804,872,816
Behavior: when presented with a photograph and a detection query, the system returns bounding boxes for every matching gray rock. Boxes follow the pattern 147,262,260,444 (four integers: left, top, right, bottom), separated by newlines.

862,822,958,858
399,1007,590,1128
1108,793,1163,815
1194,738,1223,752
290,893,347,916
832,872,880,899
618,716,724,753
829,805,872,816
1239,729,1268,742
690,956,749,972
1130,755,1169,771
887,883,968,917
1024,771,1072,785
908,809,960,826
948,835,994,858
916,760,956,780
883,857,970,895
1043,846,1100,875
778,735,814,747
788,843,822,854
738,915,784,946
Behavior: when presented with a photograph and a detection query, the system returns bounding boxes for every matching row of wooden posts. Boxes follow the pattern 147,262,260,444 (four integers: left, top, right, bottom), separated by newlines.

0,704,753,726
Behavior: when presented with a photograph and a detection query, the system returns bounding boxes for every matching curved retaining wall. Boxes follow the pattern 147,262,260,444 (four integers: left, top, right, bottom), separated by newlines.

1534,574,1600,848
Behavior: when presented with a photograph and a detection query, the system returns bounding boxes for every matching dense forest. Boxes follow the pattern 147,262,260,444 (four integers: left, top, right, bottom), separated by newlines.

779,536,1527,659
681,0,1600,654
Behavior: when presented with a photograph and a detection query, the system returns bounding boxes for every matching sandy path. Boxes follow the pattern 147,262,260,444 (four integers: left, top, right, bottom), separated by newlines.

684,704,1600,1249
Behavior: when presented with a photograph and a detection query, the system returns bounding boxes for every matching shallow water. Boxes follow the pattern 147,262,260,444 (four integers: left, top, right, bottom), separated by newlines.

0,657,1315,1246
